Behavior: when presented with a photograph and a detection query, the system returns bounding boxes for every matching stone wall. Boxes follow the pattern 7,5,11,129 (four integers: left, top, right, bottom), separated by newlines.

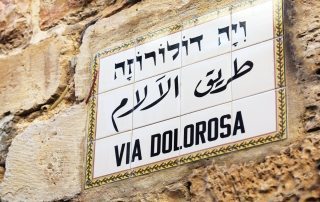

0,0,319,201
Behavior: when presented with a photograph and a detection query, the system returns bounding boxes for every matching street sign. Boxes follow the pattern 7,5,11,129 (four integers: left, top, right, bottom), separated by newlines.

85,0,286,188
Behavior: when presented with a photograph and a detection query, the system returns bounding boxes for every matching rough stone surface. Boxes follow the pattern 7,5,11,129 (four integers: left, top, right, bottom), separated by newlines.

0,114,15,166
285,0,320,134
40,0,89,30
0,104,86,201
0,0,32,54
0,36,75,116
186,134,320,202
0,166,4,182
39,0,121,30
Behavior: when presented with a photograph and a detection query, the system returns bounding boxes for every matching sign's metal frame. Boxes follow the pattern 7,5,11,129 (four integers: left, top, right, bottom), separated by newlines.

84,0,285,189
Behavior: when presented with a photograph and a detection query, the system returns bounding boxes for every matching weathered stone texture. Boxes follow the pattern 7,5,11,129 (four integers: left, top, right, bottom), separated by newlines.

0,115,15,166
0,36,75,116
187,134,320,202
0,104,86,201
39,0,122,30
40,0,90,30
285,0,320,134
0,0,32,54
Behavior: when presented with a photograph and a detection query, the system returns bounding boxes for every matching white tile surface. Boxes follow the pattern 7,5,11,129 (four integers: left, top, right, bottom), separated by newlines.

131,117,180,168
135,32,182,81
231,0,273,50
92,0,283,179
182,14,231,66
93,131,132,178
181,53,232,115
231,90,277,141
99,47,135,93
231,39,275,100
95,84,133,139
133,69,181,129
180,102,232,155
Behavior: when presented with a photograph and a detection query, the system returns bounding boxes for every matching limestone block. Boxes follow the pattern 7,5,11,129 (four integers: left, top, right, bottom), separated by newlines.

0,0,32,54
39,0,119,30
0,115,15,166
187,134,320,202
0,104,86,201
39,0,88,30
0,37,73,115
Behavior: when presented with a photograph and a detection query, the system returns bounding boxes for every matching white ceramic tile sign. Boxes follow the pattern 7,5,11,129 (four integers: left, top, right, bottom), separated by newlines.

85,0,285,188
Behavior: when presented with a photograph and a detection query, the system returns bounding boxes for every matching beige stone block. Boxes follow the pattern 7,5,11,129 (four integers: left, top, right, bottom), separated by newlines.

39,0,86,30
0,37,72,115
0,104,86,201
0,0,32,54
